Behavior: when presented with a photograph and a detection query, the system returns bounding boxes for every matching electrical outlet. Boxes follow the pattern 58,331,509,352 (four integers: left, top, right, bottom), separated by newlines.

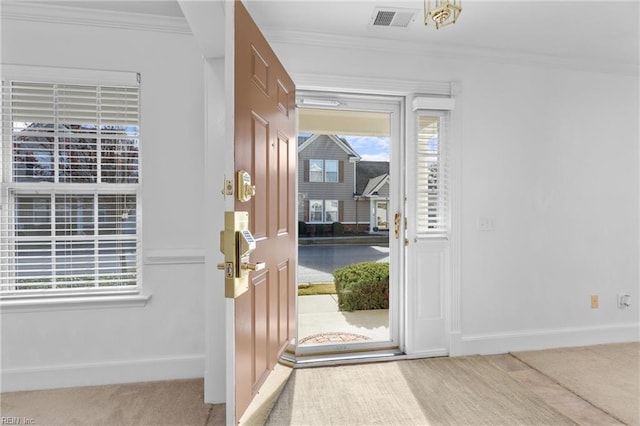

618,293,631,309
591,295,599,309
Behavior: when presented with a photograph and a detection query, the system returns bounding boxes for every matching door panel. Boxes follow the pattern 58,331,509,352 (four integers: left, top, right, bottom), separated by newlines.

252,271,269,388
234,1,296,421
250,112,269,239
407,241,448,353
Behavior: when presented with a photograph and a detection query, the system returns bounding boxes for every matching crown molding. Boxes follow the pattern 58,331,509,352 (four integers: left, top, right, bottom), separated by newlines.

263,29,639,77
0,2,192,35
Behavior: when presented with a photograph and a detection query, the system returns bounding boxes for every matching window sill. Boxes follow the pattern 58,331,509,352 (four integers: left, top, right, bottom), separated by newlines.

0,293,152,314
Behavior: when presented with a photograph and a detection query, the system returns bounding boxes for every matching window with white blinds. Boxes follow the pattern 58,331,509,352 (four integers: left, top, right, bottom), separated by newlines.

415,112,449,237
1,75,141,298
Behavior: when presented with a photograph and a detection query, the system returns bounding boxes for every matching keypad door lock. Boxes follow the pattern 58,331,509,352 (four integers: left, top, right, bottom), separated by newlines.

216,211,264,298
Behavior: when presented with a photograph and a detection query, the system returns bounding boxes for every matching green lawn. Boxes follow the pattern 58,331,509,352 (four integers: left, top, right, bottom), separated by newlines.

297,282,336,296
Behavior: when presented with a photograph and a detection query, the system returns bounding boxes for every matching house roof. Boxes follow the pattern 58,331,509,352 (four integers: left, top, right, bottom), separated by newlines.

297,134,360,160
298,135,311,146
355,161,389,196
361,173,389,197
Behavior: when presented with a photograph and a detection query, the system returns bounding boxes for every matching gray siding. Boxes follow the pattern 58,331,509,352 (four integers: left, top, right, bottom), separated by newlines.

377,182,390,198
354,199,370,224
298,135,359,223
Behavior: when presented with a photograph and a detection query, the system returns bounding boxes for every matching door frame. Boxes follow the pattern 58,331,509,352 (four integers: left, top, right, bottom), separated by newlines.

295,90,405,357
291,75,462,358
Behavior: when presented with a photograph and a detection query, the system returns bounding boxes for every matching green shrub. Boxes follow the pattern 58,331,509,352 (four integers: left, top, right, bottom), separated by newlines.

333,262,389,311
332,222,344,235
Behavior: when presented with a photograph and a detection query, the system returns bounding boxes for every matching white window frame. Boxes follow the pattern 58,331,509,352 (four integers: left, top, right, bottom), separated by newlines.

309,159,324,182
309,199,324,223
324,160,338,183
1,65,148,310
324,199,338,223
412,96,454,239
309,159,338,183
308,199,339,224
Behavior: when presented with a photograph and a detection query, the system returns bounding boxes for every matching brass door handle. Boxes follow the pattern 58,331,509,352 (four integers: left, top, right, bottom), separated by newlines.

241,261,265,272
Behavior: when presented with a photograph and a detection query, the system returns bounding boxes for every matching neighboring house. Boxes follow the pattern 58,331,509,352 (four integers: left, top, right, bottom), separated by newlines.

298,134,390,233
355,161,390,232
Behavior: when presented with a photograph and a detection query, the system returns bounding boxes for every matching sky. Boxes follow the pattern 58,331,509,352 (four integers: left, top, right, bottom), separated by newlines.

300,133,390,162
340,135,390,162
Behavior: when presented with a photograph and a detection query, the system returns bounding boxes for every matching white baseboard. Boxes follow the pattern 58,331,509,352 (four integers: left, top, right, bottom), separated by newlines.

450,322,640,356
1,354,207,393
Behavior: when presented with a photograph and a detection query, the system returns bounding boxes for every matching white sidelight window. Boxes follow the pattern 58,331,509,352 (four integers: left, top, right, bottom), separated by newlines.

1,67,141,299
415,112,449,237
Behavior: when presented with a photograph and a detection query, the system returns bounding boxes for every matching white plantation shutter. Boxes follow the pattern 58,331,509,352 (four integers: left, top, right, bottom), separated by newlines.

414,109,451,238
1,68,141,298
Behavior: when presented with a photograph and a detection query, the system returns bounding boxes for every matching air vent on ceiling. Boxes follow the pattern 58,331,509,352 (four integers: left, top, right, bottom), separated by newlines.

371,7,418,28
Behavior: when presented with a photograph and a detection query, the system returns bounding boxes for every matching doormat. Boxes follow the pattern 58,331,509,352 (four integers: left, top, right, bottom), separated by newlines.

299,332,371,345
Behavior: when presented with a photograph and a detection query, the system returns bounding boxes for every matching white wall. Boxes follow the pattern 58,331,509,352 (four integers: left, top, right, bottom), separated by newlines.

1,4,638,395
458,63,638,349
1,16,210,391
268,40,639,353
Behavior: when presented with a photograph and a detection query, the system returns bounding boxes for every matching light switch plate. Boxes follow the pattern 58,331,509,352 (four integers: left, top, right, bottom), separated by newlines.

478,217,495,231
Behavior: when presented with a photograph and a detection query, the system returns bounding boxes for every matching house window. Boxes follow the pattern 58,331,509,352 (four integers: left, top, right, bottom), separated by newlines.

308,200,339,223
309,200,324,222
325,200,339,222
309,159,339,183
309,160,324,182
1,74,141,299
324,160,338,182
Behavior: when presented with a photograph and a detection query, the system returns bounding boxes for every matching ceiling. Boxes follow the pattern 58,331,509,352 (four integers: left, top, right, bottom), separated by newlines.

39,1,639,68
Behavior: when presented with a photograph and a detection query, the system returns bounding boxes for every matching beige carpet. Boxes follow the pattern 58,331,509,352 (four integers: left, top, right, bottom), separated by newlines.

2,343,636,425
267,356,577,425
0,378,225,426
513,342,640,426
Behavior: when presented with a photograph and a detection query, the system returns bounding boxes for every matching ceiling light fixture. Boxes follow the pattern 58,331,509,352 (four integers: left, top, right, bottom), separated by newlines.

424,0,462,29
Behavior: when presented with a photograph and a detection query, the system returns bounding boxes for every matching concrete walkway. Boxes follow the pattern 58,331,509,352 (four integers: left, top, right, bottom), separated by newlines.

296,243,391,345
297,295,389,344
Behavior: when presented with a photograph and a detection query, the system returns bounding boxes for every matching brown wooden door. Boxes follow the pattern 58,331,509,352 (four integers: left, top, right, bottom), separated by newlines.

233,1,296,422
